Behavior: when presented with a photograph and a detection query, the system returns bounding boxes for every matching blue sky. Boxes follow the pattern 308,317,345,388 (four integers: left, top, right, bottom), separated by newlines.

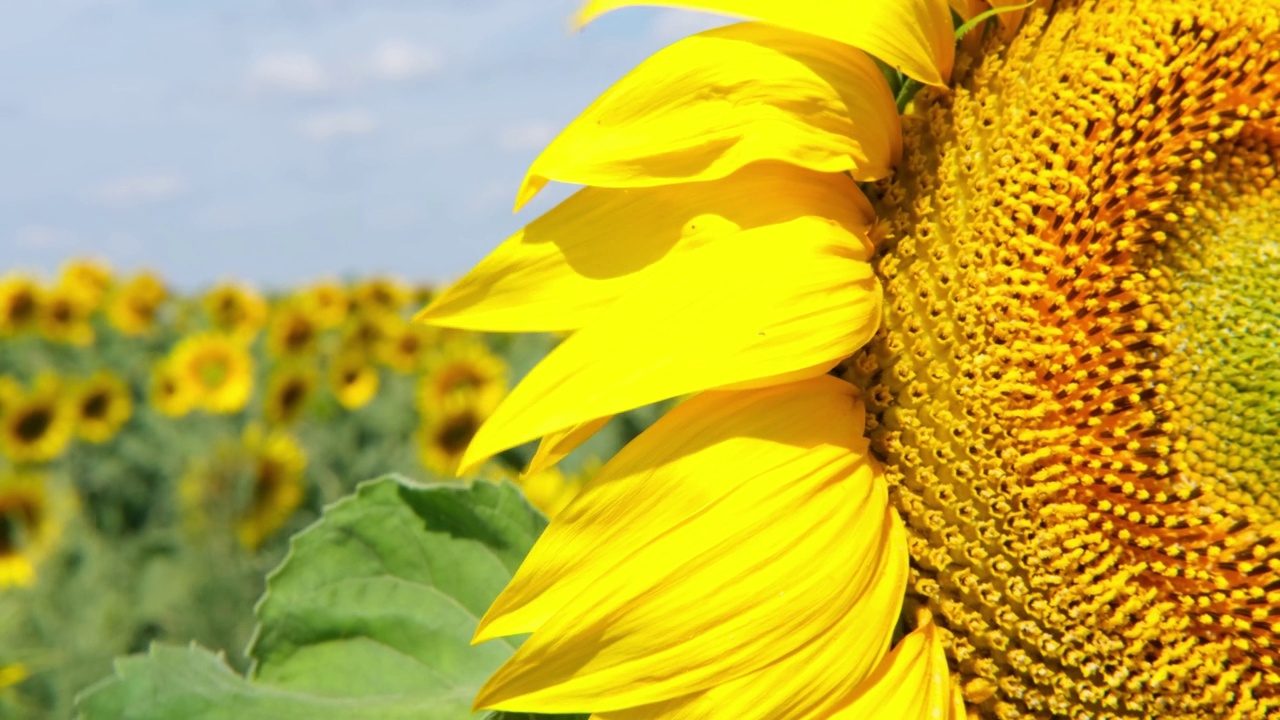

0,0,726,290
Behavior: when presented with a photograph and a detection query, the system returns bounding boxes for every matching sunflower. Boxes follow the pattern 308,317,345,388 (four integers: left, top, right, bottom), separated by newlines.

0,377,75,464
376,317,436,374
338,311,393,358
0,471,73,588
0,377,20,417
517,462,593,521
73,371,133,443
349,276,411,317
203,282,268,340
418,390,497,477
0,664,29,690
107,271,167,336
57,258,113,310
38,285,95,346
0,275,42,337
236,426,307,551
417,338,508,412
168,332,254,414
328,352,380,410
420,1,1280,717
263,364,317,425
265,302,321,360
295,280,350,329
149,360,198,417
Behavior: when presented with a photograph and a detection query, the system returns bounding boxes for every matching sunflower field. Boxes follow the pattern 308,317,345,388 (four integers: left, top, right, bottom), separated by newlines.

0,260,663,719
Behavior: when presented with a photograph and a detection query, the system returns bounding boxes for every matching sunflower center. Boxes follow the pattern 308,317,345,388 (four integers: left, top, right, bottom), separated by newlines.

14,408,53,443
1162,164,1280,501
844,2,1280,717
284,321,314,352
280,380,307,413
437,413,480,455
9,292,36,323
196,357,230,390
82,392,111,420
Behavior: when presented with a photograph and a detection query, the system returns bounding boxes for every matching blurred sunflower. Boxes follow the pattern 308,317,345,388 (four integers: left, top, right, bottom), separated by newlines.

203,282,268,340
266,303,320,360
503,461,594,521
417,338,508,412
349,276,411,317
338,311,392,358
420,0,1280,717
376,317,436,374
0,377,20,416
38,286,95,346
107,271,167,336
0,377,75,464
73,371,133,443
418,390,496,477
328,352,380,410
169,332,254,414
57,258,113,310
0,275,41,337
0,471,74,588
295,280,349,329
263,364,317,425
0,664,29,690
236,426,307,551
149,360,198,417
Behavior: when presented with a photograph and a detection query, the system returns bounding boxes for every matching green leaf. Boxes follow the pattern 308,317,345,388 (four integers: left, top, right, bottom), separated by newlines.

75,476,548,720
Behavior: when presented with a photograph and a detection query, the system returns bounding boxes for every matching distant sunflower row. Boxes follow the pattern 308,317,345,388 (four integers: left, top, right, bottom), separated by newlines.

0,372,132,464
0,260,589,596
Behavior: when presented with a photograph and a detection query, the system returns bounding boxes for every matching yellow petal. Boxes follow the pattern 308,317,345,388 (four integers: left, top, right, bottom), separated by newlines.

595,511,907,720
458,216,881,471
577,0,954,87
419,163,873,332
830,619,959,720
516,22,900,208
473,376,899,712
524,416,613,475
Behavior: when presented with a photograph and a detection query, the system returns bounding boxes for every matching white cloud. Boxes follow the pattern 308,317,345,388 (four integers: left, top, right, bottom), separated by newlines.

369,38,442,81
648,9,730,43
92,172,187,207
14,224,75,249
495,120,558,152
298,109,377,141
248,51,330,95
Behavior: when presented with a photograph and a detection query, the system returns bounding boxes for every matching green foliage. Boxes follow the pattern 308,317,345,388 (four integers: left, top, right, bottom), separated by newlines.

76,476,547,720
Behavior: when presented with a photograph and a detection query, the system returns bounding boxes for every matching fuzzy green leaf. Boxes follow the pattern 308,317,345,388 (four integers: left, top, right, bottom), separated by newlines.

75,476,548,720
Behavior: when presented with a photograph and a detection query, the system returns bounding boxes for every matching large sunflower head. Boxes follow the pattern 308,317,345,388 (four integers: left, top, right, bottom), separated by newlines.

236,425,307,551
0,471,73,588
417,1,1280,718
168,332,254,414
73,371,133,444
106,271,167,336
0,275,42,337
0,376,76,465
263,364,317,426
203,282,268,340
